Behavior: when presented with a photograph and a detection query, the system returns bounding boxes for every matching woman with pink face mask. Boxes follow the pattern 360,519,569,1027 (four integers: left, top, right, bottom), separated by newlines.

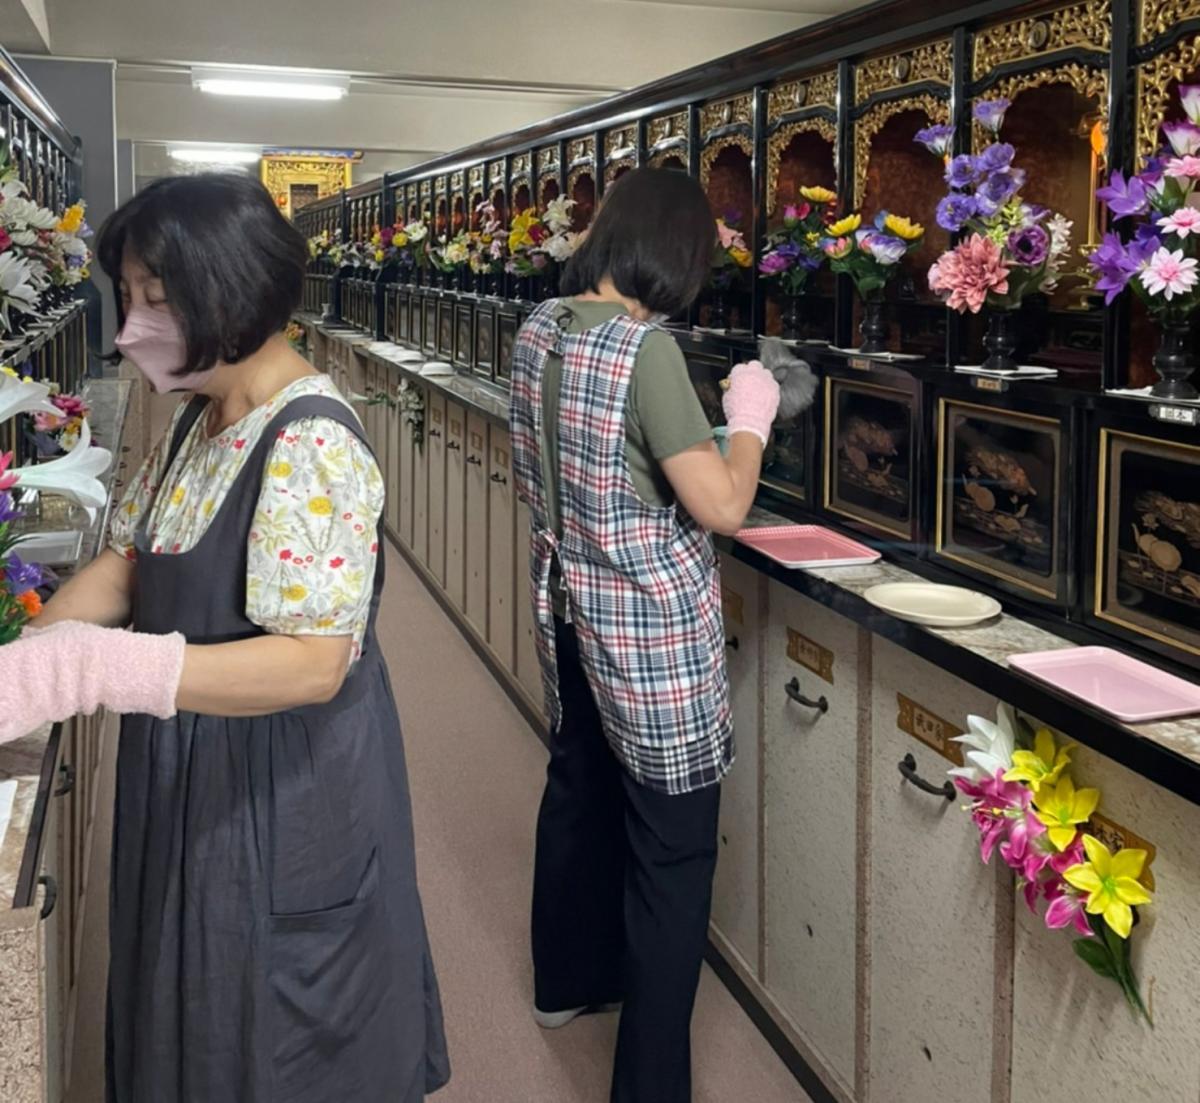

0,175,449,1101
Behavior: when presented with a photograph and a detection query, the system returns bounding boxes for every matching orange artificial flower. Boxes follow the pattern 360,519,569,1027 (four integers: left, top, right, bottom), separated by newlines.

17,590,42,618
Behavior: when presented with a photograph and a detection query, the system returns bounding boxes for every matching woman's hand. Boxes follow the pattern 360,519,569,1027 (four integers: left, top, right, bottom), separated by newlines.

0,622,185,743
722,360,781,446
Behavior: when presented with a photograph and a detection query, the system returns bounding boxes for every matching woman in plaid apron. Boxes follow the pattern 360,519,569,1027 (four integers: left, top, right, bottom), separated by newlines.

509,168,781,1102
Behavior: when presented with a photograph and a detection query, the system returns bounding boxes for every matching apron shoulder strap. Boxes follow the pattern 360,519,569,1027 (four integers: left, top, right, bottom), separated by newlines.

161,397,210,479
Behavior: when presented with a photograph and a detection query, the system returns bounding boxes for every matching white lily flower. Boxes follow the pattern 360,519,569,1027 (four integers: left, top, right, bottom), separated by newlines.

948,702,1018,781
0,370,59,422
2,196,58,230
11,417,112,509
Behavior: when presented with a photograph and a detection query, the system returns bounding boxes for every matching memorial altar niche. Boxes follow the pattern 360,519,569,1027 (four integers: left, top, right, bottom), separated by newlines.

510,153,532,216
468,166,486,228
700,93,755,333
604,125,637,190
764,71,839,343
852,42,953,358
536,147,561,211
566,136,596,233
647,110,689,171
488,159,508,232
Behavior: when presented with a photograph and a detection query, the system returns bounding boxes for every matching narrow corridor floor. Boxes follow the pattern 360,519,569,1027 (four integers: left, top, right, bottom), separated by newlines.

379,546,809,1103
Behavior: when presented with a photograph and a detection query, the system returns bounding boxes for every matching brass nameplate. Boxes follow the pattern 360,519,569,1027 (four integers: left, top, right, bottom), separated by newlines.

896,694,964,766
787,628,834,685
494,447,509,468
470,431,484,450
1150,404,1198,427
432,408,444,424
971,376,1006,394
1087,814,1157,891
847,357,871,371
721,586,744,626
450,419,462,437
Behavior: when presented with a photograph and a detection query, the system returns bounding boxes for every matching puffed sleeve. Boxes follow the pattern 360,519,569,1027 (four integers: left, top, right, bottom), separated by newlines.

246,415,385,658
107,403,181,561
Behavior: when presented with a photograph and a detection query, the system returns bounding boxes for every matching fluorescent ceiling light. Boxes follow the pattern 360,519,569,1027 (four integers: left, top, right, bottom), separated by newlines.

170,148,262,164
192,66,349,101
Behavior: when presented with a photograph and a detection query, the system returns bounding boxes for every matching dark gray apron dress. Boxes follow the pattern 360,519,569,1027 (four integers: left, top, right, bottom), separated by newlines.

106,395,450,1103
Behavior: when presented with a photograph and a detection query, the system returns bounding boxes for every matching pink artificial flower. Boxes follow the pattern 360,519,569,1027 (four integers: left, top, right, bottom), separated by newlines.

954,771,1035,866
1044,879,1093,937
928,233,1010,313
783,202,811,223
1166,155,1200,179
716,220,740,249
824,236,852,259
0,450,17,492
1159,207,1200,238
1140,246,1199,300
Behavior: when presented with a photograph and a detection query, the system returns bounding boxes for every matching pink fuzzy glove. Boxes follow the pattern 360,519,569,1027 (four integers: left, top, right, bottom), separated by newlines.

0,622,186,744
722,360,781,446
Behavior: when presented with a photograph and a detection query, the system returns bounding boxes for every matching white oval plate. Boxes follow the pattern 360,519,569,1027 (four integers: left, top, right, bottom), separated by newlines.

419,361,455,376
393,349,425,363
863,582,1001,627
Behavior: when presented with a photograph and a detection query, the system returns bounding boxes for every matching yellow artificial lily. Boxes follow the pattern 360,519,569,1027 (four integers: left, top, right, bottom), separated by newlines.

827,213,862,237
508,209,540,253
800,185,837,203
374,249,385,263
1063,835,1153,939
1004,728,1071,798
57,202,86,234
394,231,408,248
729,246,753,268
1033,775,1100,851
884,213,924,241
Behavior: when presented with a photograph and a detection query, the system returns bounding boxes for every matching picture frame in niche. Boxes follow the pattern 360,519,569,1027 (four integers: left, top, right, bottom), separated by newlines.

496,309,520,384
935,396,1074,607
474,302,496,380
408,292,423,350
421,296,437,357
454,303,473,370
681,347,730,430
1090,418,1200,672
823,372,918,542
437,297,455,360
395,288,409,344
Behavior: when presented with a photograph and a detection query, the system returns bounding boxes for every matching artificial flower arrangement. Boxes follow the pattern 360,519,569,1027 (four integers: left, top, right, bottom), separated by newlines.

24,380,92,458
284,321,305,352
397,378,425,446
759,186,837,297
0,450,43,641
431,231,471,276
951,704,1153,1022
467,201,507,278
919,98,1073,371
506,198,580,280
1088,83,1200,399
712,213,753,290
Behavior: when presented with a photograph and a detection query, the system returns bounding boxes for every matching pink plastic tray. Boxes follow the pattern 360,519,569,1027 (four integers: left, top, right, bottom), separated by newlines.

735,524,881,569
1008,646,1200,723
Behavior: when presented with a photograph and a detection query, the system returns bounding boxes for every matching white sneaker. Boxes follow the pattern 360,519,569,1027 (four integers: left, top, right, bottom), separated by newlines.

533,1003,621,1029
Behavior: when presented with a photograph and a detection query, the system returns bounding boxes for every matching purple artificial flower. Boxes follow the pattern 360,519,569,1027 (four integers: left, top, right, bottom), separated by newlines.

973,97,1011,134
914,124,955,155
936,193,978,232
759,249,795,276
1089,231,1142,305
1163,119,1200,157
945,154,978,189
0,491,21,525
976,168,1025,214
1007,224,1049,267
1096,169,1151,219
976,143,1015,174
797,253,823,271
857,230,907,265
5,553,42,596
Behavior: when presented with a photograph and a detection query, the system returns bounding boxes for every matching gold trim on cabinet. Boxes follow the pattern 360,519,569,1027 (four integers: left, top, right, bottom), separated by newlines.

1136,32,1200,159
768,70,838,122
1139,0,1200,45
766,118,838,214
648,110,688,147
488,160,506,187
604,157,635,184
854,93,949,206
971,63,1108,150
700,134,755,189
567,136,595,165
700,93,754,135
511,153,531,179
855,39,952,104
649,146,689,168
468,166,484,191
973,1,1111,79
604,126,637,159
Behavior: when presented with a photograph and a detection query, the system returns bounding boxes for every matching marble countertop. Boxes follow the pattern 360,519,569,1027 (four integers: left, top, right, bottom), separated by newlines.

0,378,131,912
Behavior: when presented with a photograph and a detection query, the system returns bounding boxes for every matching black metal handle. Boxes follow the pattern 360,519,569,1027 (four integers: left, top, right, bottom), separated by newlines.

725,636,739,650
490,472,508,484
429,428,442,438
39,875,57,921
447,441,462,451
898,754,955,801
785,677,828,714
54,762,75,797
467,455,482,465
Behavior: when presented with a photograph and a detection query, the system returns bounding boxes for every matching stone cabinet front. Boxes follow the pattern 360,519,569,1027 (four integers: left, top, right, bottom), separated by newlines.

464,413,490,641
486,428,515,671
444,403,468,613
426,394,448,588
762,583,860,1099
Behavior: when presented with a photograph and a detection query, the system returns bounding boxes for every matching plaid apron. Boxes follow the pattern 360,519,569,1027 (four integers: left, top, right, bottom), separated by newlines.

509,300,733,795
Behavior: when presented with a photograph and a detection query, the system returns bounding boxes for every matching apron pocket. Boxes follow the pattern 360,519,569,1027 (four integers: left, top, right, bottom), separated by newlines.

269,847,391,1099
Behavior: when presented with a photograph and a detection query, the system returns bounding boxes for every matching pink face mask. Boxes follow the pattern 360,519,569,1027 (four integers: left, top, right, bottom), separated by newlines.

115,306,211,393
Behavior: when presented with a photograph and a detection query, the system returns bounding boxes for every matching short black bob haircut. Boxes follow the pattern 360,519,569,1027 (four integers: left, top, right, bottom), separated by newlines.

98,173,308,375
561,167,715,318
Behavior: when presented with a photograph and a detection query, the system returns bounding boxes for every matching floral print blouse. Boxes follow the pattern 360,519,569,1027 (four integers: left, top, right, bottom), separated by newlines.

109,375,384,662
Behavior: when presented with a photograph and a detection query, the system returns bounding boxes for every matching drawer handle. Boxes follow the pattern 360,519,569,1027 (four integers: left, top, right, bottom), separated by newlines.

898,754,955,801
490,472,508,485
39,875,58,921
467,455,482,466
55,762,75,796
429,428,442,438
725,636,739,650
447,441,462,451
785,677,828,714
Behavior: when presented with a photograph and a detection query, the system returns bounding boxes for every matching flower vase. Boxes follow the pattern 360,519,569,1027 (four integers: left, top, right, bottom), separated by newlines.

780,295,804,341
982,308,1019,373
487,272,501,298
708,290,729,331
858,297,888,354
1151,320,1199,401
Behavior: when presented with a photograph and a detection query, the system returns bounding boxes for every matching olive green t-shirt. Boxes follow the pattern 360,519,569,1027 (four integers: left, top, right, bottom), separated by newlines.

540,298,714,615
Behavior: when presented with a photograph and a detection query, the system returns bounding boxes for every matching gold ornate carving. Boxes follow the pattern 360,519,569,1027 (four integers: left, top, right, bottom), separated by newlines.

567,165,596,198
973,1,1111,78
768,69,838,121
1137,32,1200,158
766,119,838,214
260,155,352,220
648,149,689,169
855,39,952,103
434,175,448,195
605,126,637,159
604,157,635,185
1137,0,1200,45
972,62,1108,149
450,171,464,191
468,166,484,190
699,133,755,188
536,147,559,174
488,160,506,187
648,111,688,148
854,93,949,205
567,137,595,165
419,179,432,197
700,93,754,135
511,153,531,179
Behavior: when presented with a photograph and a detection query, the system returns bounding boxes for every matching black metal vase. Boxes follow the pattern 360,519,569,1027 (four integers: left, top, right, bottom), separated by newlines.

780,295,804,341
982,308,1019,373
1151,319,1198,401
708,289,729,330
858,296,888,354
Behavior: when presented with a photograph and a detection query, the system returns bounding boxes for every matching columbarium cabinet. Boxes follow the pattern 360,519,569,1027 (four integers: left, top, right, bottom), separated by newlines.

427,394,448,588
486,429,515,672
464,413,490,642
444,403,468,613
